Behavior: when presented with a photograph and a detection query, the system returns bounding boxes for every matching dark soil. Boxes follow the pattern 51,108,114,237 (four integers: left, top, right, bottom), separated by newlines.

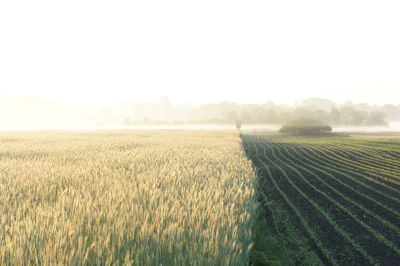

243,136,400,266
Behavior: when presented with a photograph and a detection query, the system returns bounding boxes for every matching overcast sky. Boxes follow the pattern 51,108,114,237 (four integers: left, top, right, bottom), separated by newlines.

0,0,399,106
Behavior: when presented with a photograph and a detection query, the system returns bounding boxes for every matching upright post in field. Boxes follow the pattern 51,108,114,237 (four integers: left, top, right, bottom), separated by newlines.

236,120,242,130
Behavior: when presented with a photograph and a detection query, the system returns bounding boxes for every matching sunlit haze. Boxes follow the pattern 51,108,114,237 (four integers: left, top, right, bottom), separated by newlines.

1,0,399,106
2,2,400,265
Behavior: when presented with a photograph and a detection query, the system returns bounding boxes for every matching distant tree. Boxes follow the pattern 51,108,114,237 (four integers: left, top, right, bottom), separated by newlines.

367,112,387,126
292,107,314,120
279,118,332,135
240,111,253,124
352,110,368,125
264,109,279,124
279,112,291,123
248,107,266,123
382,104,400,121
329,107,341,125
224,111,238,122
301,98,336,111
340,106,357,125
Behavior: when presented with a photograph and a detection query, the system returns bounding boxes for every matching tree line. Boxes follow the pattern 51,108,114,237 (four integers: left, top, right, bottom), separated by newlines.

124,98,395,126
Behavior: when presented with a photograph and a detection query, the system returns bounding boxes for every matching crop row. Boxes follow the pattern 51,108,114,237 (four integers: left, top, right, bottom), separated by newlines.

243,134,400,265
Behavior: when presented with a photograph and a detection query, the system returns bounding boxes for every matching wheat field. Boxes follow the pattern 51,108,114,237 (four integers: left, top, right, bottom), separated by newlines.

0,130,258,265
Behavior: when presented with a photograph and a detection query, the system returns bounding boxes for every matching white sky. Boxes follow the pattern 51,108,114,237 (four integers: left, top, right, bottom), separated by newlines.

0,0,399,106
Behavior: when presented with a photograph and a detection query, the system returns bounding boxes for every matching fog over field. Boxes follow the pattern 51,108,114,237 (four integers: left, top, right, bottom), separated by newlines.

1,1,400,265
2,123,400,134
0,95,399,130
1,1,400,131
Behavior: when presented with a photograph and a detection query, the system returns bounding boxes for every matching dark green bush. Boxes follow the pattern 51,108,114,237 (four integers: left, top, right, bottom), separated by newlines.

279,118,332,135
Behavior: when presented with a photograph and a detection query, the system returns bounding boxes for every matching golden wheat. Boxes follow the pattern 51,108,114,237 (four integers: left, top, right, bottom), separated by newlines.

0,130,258,265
